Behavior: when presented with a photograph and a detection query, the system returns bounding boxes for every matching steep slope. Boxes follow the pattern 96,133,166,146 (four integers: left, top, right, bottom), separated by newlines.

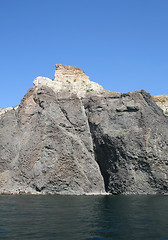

84,91,168,194
0,64,168,195
0,85,105,194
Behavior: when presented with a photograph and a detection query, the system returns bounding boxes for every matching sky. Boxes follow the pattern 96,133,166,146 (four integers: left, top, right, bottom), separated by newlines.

0,0,168,108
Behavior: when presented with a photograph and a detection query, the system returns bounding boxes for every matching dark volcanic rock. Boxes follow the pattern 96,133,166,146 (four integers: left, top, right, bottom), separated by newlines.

84,90,168,194
0,65,168,195
0,86,105,194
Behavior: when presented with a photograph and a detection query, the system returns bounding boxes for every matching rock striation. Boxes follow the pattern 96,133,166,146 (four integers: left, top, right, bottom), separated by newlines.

0,64,168,195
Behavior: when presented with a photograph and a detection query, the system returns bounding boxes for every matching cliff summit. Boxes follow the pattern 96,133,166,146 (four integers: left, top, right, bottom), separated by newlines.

33,64,105,98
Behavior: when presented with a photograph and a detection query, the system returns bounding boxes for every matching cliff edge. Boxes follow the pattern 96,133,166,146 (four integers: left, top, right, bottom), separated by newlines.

33,64,108,98
0,65,168,195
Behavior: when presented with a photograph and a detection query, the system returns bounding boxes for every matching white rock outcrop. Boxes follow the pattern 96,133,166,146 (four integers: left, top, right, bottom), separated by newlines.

152,95,168,115
33,64,105,98
0,106,18,116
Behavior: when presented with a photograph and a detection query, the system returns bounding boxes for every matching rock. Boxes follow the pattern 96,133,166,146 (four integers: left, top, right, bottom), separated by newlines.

33,64,106,98
84,90,168,194
0,65,168,195
152,95,168,116
0,84,105,195
0,106,18,116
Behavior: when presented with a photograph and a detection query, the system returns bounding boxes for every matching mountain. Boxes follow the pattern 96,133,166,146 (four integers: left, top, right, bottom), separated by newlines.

0,64,168,195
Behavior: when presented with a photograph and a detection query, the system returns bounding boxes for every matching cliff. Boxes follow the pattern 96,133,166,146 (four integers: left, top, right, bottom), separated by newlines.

0,64,168,195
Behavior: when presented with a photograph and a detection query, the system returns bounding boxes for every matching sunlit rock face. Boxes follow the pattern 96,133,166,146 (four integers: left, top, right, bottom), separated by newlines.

33,64,105,98
0,106,18,116
152,95,168,116
0,64,168,195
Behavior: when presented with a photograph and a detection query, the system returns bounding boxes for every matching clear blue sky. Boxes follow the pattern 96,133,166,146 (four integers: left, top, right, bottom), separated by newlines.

1,0,168,108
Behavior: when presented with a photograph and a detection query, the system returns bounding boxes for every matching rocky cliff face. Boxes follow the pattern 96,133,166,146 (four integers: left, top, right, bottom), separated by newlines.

0,64,168,195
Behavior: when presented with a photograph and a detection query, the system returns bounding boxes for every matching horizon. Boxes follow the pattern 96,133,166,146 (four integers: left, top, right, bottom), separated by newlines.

1,0,168,108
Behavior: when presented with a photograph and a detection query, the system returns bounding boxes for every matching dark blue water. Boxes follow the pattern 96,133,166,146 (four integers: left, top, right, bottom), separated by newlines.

0,195,168,239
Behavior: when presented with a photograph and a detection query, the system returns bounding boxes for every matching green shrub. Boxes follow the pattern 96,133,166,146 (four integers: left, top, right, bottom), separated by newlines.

86,89,93,93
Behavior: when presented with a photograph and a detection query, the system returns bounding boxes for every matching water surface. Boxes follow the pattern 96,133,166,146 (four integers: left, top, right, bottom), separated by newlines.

0,195,168,239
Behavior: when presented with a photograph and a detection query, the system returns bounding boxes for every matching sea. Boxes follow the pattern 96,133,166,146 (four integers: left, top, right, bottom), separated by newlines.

0,194,168,240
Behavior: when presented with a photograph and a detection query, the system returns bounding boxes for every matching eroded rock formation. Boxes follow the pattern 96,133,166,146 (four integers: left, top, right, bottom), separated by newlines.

152,95,168,116
0,64,168,195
